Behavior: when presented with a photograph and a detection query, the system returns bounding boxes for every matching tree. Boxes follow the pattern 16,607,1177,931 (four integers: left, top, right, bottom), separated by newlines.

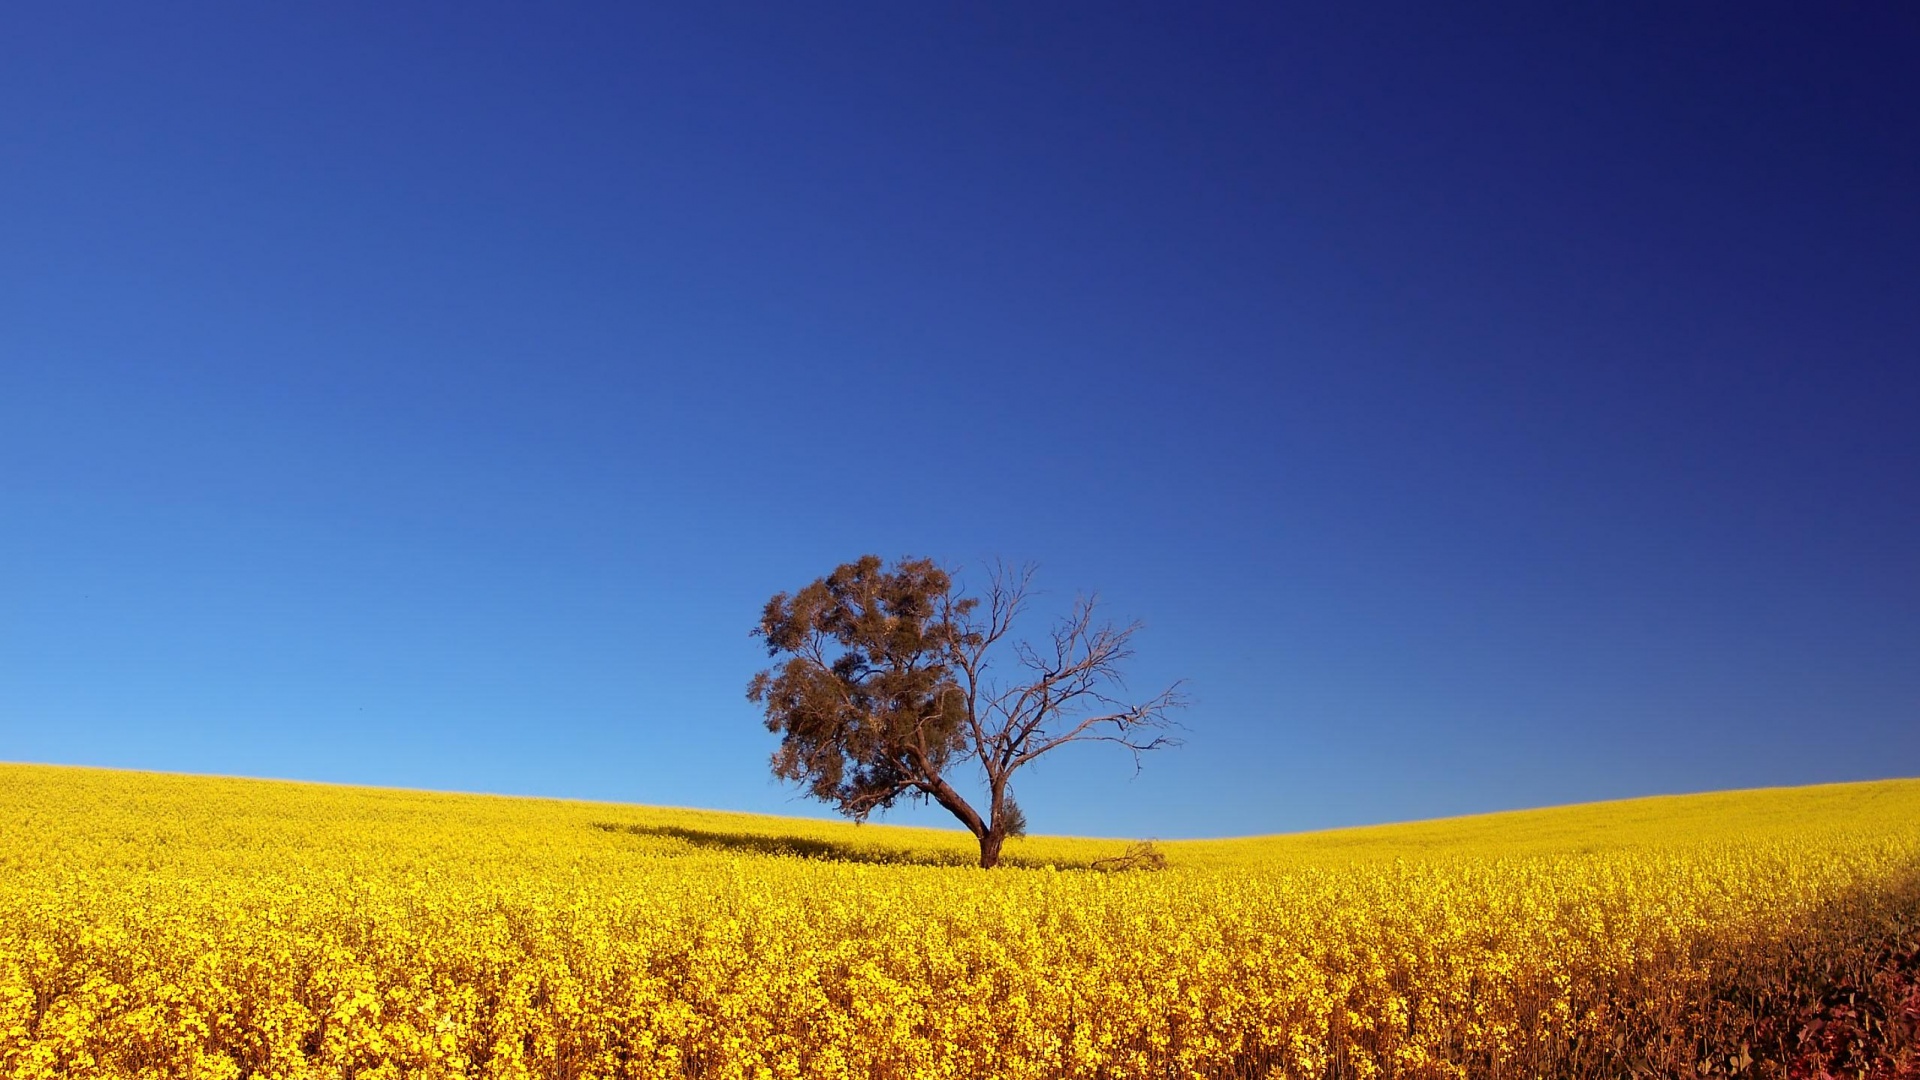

747,555,1186,869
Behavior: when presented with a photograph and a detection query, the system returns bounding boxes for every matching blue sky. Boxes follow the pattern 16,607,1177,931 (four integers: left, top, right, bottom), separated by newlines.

3,3,1916,838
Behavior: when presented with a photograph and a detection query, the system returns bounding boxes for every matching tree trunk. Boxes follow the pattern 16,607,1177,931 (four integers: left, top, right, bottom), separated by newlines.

977,830,1005,869
920,774,988,840
976,776,1012,869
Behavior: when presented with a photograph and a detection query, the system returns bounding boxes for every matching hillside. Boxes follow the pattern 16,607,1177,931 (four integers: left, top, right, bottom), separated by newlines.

4,763,1918,1079
5,761,1916,875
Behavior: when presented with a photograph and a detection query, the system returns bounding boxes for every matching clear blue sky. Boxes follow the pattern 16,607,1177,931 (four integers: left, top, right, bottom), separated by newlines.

3,3,1915,838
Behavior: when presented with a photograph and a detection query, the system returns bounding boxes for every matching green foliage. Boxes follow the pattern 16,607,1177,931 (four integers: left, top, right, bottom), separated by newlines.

748,555,972,821
996,796,1028,840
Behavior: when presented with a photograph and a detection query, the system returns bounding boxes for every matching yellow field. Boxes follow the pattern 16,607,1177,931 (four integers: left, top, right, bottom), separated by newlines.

3,763,1917,1079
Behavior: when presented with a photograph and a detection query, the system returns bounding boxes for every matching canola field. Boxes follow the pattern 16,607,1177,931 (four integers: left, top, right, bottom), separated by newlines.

3,763,1918,1080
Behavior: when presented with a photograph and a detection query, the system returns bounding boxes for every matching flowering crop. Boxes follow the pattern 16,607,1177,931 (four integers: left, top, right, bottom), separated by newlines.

3,764,1916,1079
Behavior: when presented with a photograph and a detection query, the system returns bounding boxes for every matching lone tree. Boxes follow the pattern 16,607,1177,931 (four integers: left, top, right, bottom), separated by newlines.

748,555,1186,869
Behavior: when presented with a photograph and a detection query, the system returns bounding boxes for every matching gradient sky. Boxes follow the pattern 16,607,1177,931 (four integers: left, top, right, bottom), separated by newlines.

3,3,1916,838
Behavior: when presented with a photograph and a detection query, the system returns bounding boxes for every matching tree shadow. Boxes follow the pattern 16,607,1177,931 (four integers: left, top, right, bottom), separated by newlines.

588,821,1091,870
